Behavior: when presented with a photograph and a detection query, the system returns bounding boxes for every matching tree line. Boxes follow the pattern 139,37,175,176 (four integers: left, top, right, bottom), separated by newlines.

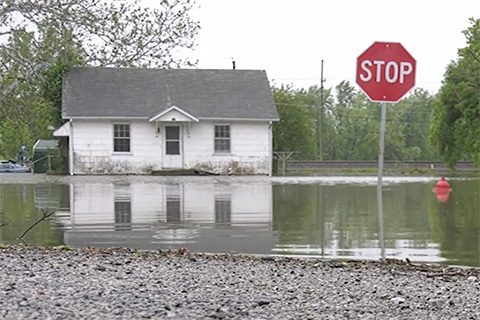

273,83,436,162
0,1,478,169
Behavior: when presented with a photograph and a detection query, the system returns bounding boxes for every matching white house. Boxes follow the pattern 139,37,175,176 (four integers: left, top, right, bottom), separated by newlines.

54,67,279,175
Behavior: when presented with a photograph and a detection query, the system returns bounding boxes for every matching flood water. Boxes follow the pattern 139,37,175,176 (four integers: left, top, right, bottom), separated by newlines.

0,174,479,266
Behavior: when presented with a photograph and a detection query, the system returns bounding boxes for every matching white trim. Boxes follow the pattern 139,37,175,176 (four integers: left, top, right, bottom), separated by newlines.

199,117,279,122
32,140,41,149
65,116,148,120
64,116,279,122
53,122,71,137
268,121,272,176
69,120,74,175
112,152,133,156
149,106,199,122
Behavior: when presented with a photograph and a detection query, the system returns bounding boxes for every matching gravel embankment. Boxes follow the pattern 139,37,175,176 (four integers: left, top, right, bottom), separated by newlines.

1,247,480,320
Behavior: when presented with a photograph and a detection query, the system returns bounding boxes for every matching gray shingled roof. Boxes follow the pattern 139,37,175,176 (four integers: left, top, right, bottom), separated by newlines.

62,67,279,121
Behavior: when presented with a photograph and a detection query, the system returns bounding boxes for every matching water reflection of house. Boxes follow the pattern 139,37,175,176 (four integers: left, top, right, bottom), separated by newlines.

58,181,276,253
34,185,62,210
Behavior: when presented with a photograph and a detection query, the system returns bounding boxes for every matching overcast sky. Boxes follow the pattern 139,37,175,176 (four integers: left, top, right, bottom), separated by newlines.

169,0,478,95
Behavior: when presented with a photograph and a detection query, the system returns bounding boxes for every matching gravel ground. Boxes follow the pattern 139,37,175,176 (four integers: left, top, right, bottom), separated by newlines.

1,247,480,320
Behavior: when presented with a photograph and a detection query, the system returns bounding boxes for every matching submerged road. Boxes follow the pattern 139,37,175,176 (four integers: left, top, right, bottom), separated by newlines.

1,247,479,319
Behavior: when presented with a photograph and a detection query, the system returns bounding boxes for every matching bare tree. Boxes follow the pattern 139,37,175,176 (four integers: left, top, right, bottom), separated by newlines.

0,0,200,104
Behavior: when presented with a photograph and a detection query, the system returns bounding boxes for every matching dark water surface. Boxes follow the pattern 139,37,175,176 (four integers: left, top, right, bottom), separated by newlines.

0,174,479,266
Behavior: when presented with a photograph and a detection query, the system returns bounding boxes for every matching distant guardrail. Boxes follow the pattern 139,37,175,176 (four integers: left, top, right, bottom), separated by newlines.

286,161,477,171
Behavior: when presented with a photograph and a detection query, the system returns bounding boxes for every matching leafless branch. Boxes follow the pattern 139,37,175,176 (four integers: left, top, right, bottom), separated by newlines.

0,62,49,105
0,30,13,36
18,208,55,240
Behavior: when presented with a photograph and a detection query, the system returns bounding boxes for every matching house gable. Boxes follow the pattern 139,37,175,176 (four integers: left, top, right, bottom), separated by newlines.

149,106,199,122
53,122,70,137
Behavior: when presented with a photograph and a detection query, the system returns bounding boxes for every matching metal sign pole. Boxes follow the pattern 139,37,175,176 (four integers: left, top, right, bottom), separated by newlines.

377,102,386,259
378,102,386,185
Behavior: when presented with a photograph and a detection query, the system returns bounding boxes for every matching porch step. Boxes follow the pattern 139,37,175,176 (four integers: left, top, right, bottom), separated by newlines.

151,169,217,176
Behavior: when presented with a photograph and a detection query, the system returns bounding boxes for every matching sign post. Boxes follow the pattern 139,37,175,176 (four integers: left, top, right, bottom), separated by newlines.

356,41,416,259
377,102,386,258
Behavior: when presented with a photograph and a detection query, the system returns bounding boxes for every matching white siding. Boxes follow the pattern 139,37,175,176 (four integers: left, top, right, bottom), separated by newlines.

183,121,272,175
71,119,272,175
72,120,163,174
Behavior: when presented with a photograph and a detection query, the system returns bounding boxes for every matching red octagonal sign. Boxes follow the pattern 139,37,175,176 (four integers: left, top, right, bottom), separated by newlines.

356,42,416,103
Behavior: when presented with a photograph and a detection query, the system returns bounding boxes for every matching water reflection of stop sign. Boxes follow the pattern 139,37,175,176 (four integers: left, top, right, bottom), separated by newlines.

356,42,416,102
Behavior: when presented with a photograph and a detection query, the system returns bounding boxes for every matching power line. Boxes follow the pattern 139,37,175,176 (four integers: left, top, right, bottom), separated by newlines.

272,77,442,85
273,108,433,124
274,102,434,115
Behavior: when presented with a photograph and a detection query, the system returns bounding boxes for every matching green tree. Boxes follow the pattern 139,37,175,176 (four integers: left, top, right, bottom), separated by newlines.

294,85,334,159
272,85,317,159
0,30,63,158
41,53,84,127
392,88,436,160
430,18,480,168
327,81,379,160
0,30,56,158
0,118,33,159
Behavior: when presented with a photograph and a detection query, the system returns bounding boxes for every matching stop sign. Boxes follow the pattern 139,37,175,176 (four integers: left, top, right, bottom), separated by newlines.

356,42,416,102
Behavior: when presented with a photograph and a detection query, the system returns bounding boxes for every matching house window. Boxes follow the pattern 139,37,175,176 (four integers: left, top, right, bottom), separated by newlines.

215,199,231,228
114,124,130,152
214,125,230,153
165,126,180,155
167,196,181,223
166,185,181,223
114,184,131,231
115,201,132,231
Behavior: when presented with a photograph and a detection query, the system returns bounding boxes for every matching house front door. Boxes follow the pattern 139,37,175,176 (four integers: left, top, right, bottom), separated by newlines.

163,125,183,169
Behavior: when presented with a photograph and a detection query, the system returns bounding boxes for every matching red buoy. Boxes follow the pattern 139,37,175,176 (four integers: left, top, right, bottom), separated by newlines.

435,177,450,189
432,178,452,203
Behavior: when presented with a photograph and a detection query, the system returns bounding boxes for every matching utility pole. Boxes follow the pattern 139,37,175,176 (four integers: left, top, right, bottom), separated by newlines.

318,59,326,161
